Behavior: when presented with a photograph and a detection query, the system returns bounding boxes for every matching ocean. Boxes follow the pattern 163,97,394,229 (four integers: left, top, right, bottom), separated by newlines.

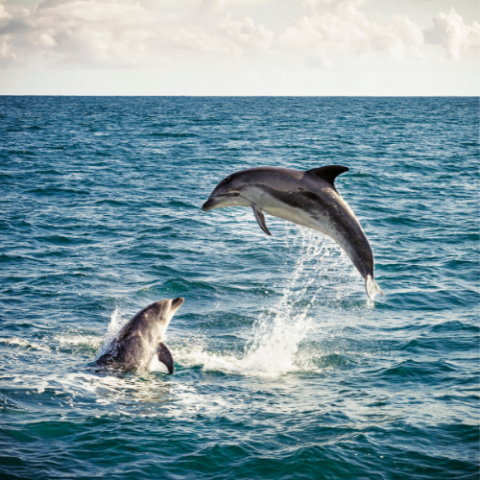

0,96,478,479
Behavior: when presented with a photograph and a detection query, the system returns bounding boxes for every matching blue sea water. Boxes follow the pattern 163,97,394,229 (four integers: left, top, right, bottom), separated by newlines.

0,96,478,480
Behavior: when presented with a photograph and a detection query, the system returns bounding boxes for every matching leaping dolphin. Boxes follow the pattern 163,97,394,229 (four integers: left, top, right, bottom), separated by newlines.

202,165,383,299
95,297,184,373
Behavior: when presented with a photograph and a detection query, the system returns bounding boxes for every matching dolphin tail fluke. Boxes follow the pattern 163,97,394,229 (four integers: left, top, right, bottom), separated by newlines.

366,275,384,300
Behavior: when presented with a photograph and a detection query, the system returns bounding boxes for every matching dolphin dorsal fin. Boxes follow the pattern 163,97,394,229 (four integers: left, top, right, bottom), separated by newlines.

306,165,349,191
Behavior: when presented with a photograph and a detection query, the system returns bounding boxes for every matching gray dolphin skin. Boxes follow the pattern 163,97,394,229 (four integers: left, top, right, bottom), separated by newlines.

202,165,383,299
95,297,184,373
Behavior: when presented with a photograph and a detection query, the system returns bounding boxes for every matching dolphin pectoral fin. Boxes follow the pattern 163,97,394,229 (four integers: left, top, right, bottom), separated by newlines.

251,205,271,236
157,343,174,374
366,275,384,300
306,165,349,192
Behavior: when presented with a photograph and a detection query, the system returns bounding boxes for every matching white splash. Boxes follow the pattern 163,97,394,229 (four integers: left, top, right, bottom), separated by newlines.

172,228,362,378
96,307,125,359
240,228,356,376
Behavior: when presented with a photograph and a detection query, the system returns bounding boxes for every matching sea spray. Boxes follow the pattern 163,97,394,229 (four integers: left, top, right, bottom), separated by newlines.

241,228,358,376
171,228,362,377
96,307,124,359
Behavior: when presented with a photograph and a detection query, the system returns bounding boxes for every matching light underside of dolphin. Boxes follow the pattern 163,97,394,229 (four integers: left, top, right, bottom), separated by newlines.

202,165,384,300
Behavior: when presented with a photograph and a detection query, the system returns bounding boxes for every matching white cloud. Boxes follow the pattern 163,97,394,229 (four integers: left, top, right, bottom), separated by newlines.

299,0,365,11
1,0,158,66
219,13,274,52
424,7,480,59
0,0,478,70
0,0,277,66
279,1,423,60
197,0,224,15
0,0,10,21
0,0,14,62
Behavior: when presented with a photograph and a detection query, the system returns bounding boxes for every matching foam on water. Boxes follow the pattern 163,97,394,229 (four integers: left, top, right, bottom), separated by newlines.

54,334,103,349
0,337,51,352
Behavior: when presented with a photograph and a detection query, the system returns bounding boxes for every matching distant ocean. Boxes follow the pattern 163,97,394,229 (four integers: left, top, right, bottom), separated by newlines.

0,96,478,480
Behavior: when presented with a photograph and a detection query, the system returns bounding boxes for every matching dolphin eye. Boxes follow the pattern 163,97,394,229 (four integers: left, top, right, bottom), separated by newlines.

229,191,240,196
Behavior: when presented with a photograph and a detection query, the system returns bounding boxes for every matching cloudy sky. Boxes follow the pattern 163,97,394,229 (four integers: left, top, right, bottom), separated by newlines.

0,0,478,95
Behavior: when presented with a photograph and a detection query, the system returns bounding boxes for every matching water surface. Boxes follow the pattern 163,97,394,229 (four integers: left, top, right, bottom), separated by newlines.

0,96,478,479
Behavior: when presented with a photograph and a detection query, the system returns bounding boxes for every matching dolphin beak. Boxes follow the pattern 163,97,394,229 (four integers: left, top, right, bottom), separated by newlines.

170,297,184,313
202,197,217,212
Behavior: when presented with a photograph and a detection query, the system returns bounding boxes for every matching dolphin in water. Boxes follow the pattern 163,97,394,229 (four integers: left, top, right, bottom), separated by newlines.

95,297,184,373
202,165,383,299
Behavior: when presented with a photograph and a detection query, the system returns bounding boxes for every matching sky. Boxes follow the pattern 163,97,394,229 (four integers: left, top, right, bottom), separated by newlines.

0,0,478,95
